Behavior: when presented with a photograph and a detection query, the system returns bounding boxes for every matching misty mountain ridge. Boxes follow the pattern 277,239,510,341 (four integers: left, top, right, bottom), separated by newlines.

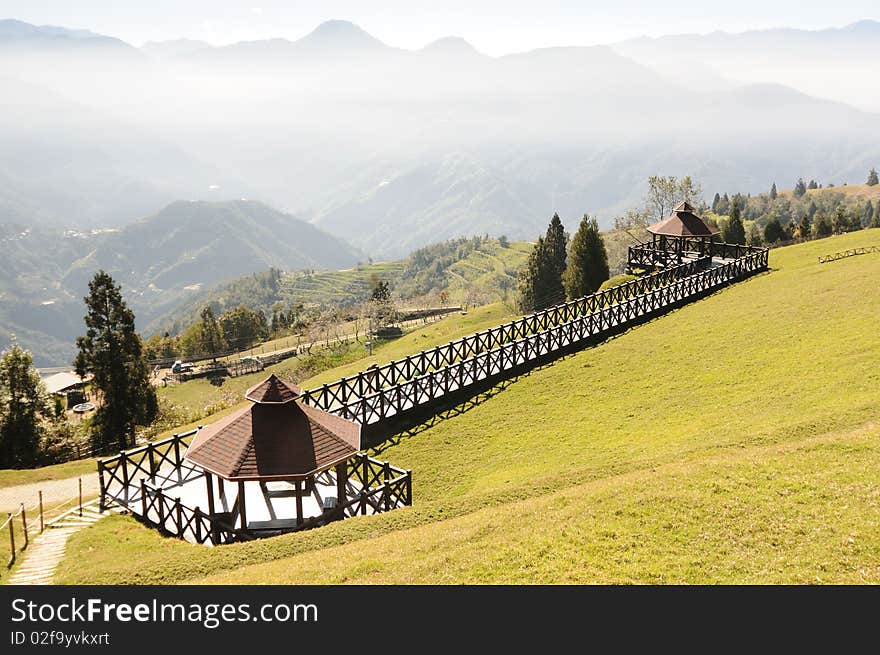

0,199,360,366
1,17,879,259
612,19,880,112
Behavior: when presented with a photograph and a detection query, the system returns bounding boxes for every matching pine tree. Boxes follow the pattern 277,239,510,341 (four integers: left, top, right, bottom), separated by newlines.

543,213,568,301
862,201,874,228
721,198,746,245
813,212,832,238
769,183,778,200
867,168,879,186
564,214,609,299
517,236,544,312
807,179,818,190
0,339,49,468
198,306,224,357
831,205,848,234
518,214,568,311
763,214,786,243
797,212,812,240
711,193,721,212
74,271,158,453
870,201,880,228
793,178,807,198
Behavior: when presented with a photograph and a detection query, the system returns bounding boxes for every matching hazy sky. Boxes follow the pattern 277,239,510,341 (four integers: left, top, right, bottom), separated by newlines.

2,0,878,54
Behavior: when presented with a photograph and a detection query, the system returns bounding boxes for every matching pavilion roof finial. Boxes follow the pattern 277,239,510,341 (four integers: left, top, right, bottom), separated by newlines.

244,374,301,404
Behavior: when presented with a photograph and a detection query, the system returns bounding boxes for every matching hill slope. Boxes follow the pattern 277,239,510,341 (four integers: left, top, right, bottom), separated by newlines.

145,237,530,337
55,229,880,583
0,200,360,365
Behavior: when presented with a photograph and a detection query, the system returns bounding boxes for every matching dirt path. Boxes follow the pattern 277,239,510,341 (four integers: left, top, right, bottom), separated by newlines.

0,472,100,514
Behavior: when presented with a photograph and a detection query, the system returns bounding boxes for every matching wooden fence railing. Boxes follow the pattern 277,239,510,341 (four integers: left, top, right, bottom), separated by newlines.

628,241,764,269
137,478,237,545
98,436,412,545
98,430,197,509
301,247,768,427
818,245,880,264
298,256,712,418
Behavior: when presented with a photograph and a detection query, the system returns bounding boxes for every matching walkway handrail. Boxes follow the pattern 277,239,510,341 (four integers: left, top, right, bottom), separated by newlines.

319,247,768,425
299,255,713,414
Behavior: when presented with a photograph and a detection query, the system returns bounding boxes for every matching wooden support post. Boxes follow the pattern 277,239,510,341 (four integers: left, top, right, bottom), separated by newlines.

39,491,44,534
140,479,148,519
20,504,28,549
406,470,413,505
175,498,183,538
174,434,182,470
97,460,106,511
194,507,202,543
205,472,218,544
295,481,304,526
120,452,130,505
148,443,156,481
237,481,247,534
336,462,347,507
157,489,165,529
78,477,83,517
8,513,15,566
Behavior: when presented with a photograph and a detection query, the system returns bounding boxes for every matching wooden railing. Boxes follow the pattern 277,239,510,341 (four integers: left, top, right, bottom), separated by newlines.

293,455,412,532
98,438,412,544
98,430,197,509
628,241,765,270
138,479,237,545
818,245,880,264
302,247,768,427
298,256,712,418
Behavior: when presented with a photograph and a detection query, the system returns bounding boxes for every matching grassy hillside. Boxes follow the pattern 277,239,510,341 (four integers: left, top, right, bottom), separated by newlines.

281,236,531,307
54,230,880,584
783,183,880,202
146,237,530,338
152,303,516,436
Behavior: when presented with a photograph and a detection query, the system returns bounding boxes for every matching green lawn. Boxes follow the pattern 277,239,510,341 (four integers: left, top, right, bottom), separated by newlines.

54,230,880,584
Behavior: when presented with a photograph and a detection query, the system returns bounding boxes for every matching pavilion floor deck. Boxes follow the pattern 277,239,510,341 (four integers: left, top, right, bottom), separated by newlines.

138,465,370,538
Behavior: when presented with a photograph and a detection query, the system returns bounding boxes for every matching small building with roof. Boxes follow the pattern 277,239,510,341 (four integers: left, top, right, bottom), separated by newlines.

42,371,93,408
108,374,412,543
184,374,362,533
628,201,722,271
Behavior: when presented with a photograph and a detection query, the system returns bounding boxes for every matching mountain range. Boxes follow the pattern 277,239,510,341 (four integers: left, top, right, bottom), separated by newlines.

2,16,880,363
0,200,359,366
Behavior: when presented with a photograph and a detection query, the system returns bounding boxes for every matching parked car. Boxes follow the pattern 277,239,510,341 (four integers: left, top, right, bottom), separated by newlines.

171,360,195,374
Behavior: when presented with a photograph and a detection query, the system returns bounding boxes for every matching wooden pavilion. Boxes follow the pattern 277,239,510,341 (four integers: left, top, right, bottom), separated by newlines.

184,374,361,535
646,201,719,265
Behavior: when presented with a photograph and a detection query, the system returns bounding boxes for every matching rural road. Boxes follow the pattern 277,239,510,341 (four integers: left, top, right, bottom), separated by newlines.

0,473,100,514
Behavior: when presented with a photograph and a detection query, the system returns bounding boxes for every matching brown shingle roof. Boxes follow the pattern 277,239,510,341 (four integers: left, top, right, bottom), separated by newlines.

185,377,360,481
244,374,300,404
647,201,720,237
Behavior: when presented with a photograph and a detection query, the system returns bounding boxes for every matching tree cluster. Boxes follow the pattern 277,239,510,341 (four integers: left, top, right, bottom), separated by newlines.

518,213,609,312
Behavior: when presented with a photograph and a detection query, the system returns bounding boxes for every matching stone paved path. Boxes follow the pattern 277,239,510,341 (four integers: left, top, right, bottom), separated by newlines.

6,501,118,585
